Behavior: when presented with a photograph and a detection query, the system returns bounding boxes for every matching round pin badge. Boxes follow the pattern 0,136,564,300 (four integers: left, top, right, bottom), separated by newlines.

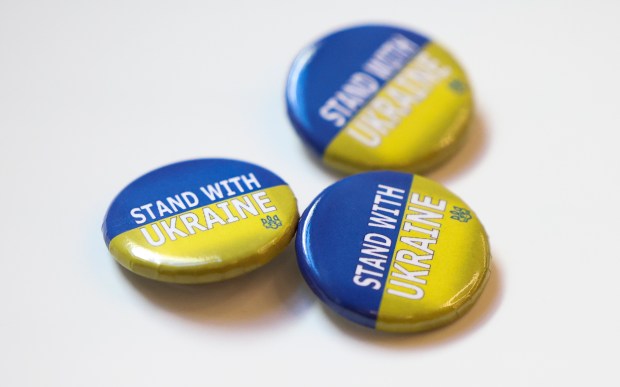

102,159,299,284
296,171,490,332
286,24,473,174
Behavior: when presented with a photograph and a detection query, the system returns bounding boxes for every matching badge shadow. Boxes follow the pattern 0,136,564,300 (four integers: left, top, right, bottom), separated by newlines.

427,112,489,182
118,243,316,330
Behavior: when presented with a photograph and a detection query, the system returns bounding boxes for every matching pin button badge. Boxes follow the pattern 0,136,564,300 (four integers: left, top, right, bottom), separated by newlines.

286,24,473,174
296,171,490,332
102,159,299,284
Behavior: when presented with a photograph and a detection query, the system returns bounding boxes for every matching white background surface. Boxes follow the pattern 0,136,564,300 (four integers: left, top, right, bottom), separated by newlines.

1,1,619,386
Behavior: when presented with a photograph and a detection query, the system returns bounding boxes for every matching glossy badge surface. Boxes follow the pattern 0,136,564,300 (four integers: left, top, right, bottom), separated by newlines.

103,159,299,284
296,171,490,332
286,24,473,174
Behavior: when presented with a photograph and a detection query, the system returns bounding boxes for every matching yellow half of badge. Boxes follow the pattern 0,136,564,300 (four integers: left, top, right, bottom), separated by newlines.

108,185,299,284
324,43,473,174
375,175,490,332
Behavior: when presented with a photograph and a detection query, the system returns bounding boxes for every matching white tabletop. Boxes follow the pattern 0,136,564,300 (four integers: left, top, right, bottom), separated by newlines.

1,1,618,386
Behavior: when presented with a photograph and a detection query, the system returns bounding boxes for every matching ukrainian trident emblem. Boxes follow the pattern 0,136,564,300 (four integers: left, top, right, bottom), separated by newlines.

261,215,283,229
449,206,472,223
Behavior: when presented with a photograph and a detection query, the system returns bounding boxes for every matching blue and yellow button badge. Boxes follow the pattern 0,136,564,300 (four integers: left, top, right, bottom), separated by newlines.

102,159,299,284
286,24,473,174
296,172,490,332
